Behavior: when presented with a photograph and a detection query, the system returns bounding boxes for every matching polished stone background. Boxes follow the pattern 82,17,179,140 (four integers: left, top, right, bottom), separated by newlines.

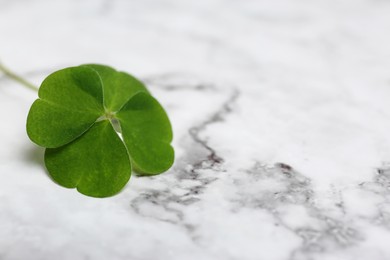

1,0,390,259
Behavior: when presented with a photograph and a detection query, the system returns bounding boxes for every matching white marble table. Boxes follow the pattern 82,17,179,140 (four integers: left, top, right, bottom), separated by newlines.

1,0,390,259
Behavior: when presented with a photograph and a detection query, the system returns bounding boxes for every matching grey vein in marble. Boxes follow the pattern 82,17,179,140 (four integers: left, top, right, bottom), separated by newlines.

1,0,390,259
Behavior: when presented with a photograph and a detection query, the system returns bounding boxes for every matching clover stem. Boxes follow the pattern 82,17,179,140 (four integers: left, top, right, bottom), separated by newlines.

0,61,39,92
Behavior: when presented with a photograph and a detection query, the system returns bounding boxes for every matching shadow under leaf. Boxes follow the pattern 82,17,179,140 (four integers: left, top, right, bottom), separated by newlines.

22,144,54,182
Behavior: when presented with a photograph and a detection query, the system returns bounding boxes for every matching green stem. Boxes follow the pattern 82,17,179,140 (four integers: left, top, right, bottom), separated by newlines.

0,61,39,91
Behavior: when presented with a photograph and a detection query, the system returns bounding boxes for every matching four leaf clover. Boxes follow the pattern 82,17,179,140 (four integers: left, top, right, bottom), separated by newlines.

27,64,174,197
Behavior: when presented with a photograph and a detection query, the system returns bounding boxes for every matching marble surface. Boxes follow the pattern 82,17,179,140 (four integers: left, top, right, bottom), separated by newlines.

1,0,390,259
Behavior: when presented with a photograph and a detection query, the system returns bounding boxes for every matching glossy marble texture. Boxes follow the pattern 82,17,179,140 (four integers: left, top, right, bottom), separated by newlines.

1,0,390,259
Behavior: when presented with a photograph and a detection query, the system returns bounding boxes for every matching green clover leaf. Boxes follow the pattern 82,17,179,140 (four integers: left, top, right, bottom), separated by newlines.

26,64,174,198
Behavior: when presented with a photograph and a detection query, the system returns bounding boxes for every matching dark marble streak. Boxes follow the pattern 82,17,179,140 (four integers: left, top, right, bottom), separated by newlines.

130,78,239,239
360,164,390,229
232,162,363,260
